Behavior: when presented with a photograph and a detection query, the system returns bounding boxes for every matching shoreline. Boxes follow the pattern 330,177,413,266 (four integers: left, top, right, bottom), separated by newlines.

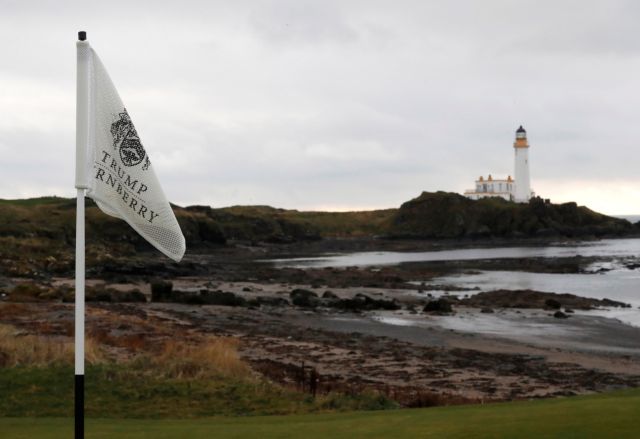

3,279,640,404
3,237,640,407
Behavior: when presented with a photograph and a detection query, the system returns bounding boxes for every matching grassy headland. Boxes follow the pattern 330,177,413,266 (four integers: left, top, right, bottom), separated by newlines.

0,192,635,273
0,191,635,280
1,192,634,245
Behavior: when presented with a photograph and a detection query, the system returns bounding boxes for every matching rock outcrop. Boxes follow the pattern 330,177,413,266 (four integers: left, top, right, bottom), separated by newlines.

388,192,636,239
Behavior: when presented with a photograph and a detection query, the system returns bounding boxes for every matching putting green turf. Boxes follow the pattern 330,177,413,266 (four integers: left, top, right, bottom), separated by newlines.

2,388,640,438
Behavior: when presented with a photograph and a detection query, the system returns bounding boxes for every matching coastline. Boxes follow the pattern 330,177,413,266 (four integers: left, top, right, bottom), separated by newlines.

3,236,640,408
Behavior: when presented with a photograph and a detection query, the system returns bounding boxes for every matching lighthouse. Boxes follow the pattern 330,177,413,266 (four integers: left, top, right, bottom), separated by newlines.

513,125,531,202
463,125,535,202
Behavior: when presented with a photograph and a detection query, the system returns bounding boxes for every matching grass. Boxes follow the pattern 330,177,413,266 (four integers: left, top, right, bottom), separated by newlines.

0,364,394,418
0,324,395,419
0,196,69,206
1,387,639,438
0,324,104,367
220,206,397,237
153,337,250,380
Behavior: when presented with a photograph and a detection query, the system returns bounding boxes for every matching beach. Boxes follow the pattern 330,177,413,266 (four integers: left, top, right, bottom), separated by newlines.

3,237,640,407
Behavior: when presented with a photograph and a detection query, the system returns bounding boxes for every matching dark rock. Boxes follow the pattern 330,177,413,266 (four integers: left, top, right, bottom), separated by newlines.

87,290,113,302
322,291,338,299
200,290,246,307
249,296,290,307
387,191,635,239
544,299,562,310
183,294,206,305
480,307,494,313
602,298,631,308
151,281,173,302
290,289,320,308
553,311,569,319
461,289,629,310
335,293,400,312
120,289,147,303
423,299,453,314
85,285,147,303
165,289,246,306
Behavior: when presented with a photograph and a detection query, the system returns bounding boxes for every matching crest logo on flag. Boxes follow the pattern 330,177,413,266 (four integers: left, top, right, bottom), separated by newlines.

111,109,146,167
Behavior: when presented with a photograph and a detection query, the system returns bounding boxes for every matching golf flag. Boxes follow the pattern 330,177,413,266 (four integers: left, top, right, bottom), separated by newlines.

78,43,186,262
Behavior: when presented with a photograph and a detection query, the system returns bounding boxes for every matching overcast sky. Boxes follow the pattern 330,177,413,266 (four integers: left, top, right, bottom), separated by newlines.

2,0,640,214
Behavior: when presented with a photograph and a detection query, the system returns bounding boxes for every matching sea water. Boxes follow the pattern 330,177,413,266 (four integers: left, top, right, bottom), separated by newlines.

271,238,640,268
272,238,640,327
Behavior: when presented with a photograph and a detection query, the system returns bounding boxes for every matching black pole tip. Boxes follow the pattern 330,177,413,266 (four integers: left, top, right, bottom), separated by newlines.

78,31,87,41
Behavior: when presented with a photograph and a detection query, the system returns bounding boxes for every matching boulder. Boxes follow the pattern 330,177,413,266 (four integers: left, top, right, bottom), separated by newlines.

553,311,569,319
336,293,400,311
423,299,453,314
199,290,246,307
151,281,173,302
290,289,320,308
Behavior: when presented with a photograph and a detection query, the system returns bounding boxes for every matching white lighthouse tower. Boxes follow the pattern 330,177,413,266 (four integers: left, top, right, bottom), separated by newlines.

513,125,531,202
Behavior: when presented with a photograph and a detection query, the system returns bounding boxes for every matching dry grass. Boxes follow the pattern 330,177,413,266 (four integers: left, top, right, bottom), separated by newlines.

0,324,105,367
0,322,249,381
0,303,30,315
89,329,149,352
150,337,251,380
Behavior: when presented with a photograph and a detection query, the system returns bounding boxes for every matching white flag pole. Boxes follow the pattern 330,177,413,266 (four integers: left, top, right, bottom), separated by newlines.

75,30,89,439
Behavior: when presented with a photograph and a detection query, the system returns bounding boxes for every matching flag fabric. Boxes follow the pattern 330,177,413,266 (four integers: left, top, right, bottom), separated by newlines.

82,46,186,262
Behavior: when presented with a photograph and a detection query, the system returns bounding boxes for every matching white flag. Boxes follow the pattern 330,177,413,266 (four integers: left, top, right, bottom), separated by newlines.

82,46,186,262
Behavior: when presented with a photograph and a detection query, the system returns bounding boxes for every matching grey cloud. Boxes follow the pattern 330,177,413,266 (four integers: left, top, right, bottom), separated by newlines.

1,1,640,213
249,1,359,46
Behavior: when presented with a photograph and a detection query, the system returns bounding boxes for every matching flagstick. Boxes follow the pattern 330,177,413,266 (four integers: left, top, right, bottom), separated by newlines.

75,30,89,439
74,188,85,439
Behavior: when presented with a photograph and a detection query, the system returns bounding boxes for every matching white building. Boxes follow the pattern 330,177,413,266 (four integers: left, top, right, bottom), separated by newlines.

464,126,534,202
465,175,515,201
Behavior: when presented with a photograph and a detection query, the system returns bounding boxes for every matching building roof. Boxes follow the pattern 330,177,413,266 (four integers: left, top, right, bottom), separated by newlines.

516,125,526,133
475,175,514,183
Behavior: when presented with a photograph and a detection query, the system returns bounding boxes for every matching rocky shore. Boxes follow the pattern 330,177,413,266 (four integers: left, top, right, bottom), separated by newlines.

3,196,640,410
2,242,640,406
4,192,640,409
